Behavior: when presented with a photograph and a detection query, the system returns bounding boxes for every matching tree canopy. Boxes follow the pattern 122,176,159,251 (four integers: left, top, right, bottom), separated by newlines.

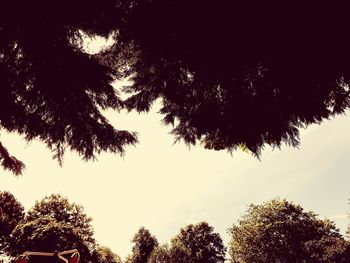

2,191,350,263
169,222,226,263
148,244,171,263
126,227,158,263
0,1,137,175
8,194,96,263
25,194,95,245
131,222,226,263
2,2,350,174
92,245,122,263
9,216,92,263
0,191,24,253
228,199,350,263
116,1,350,156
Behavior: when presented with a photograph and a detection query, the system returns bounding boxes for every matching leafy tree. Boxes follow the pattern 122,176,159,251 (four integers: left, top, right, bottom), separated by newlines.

169,222,226,263
304,236,350,263
228,199,349,263
126,227,158,263
25,194,95,246
147,244,171,263
9,216,92,263
0,191,24,253
92,245,122,263
167,241,191,263
8,194,95,263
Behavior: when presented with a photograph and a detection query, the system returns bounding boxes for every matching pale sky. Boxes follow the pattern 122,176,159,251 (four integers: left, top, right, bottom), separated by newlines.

1,101,350,259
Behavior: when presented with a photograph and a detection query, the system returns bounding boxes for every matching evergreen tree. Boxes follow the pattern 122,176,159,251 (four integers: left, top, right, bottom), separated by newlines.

115,1,350,156
2,2,350,174
0,1,136,175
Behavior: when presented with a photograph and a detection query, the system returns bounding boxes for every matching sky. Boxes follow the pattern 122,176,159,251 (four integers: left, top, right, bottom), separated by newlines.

1,102,350,259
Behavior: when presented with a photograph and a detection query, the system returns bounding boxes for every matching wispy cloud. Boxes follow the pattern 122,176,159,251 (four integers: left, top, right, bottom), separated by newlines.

328,214,349,220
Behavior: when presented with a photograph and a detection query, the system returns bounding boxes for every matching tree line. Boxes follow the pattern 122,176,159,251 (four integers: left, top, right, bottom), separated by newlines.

1,191,349,263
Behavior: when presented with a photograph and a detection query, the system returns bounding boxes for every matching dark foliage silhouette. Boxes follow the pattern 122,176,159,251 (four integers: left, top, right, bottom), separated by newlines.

0,191,24,253
0,1,137,174
2,2,350,174
114,1,350,156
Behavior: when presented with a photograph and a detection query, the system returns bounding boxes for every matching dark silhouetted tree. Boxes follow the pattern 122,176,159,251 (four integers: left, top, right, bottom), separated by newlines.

0,1,137,175
8,194,95,263
229,199,349,263
2,1,350,174
169,222,226,263
126,227,158,263
0,191,24,254
113,1,350,156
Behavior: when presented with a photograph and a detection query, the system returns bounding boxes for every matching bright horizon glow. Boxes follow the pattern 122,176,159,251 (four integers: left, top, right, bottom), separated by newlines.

1,103,350,259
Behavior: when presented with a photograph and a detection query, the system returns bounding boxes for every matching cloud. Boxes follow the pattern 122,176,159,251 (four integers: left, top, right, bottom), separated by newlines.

328,214,349,220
